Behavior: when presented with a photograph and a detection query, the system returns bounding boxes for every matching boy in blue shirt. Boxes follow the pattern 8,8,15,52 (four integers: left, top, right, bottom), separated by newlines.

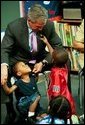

2,61,46,120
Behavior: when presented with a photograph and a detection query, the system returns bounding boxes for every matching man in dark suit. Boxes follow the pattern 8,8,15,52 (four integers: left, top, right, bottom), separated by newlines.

1,4,71,123
1,4,63,84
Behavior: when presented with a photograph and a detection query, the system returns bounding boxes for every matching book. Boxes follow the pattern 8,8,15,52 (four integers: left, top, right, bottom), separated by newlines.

53,21,80,71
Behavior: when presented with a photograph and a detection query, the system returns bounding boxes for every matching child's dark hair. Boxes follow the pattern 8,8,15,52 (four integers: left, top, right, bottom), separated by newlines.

12,61,21,79
52,48,68,67
49,95,71,120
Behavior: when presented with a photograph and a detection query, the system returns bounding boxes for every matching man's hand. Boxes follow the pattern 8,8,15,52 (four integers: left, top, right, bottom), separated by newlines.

1,64,8,86
32,62,43,73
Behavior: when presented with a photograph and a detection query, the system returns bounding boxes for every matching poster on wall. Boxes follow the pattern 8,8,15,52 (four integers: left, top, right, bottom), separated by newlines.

19,1,62,21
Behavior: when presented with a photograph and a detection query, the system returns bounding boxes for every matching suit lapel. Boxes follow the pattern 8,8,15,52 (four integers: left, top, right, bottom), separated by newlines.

21,22,30,51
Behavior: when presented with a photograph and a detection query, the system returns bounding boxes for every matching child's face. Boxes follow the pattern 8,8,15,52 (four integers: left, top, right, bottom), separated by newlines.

17,62,32,75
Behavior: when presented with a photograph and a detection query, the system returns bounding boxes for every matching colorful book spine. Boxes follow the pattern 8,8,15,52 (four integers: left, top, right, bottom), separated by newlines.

53,21,80,71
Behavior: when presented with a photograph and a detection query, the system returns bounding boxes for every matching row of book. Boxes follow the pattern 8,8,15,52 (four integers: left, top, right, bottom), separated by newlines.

54,21,80,71
54,21,78,46
66,48,80,71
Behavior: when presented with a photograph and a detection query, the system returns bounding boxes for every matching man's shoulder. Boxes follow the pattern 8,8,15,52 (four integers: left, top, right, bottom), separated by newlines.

6,17,27,31
43,20,54,33
46,20,54,27
8,17,27,26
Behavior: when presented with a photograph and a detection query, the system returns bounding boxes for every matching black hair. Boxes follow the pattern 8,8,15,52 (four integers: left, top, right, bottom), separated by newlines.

49,95,72,122
12,61,21,79
52,48,68,67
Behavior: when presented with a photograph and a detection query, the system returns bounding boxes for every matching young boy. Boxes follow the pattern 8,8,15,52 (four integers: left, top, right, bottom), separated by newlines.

40,34,68,67
2,61,45,120
40,35,79,124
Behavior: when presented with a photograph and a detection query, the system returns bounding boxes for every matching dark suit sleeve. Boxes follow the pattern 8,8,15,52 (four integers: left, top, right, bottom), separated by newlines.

1,24,15,65
42,21,63,63
48,21,63,48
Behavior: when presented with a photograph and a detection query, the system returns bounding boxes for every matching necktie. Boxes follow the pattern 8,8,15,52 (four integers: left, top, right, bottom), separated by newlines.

29,32,37,64
30,32,37,52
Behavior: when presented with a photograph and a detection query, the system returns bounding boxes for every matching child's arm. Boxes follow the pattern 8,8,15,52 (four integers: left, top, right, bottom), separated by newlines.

2,83,17,95
40,35,54,56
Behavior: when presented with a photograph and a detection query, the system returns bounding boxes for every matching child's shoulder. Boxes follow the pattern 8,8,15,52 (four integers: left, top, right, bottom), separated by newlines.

51,66,67,74
36,115,65,124
53,118,65,124
36,115,52,124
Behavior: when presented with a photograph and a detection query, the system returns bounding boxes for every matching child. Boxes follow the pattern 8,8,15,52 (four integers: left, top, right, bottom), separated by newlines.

36,95,71,124
40,34,68,67
2,61,45,120
40,35,79,124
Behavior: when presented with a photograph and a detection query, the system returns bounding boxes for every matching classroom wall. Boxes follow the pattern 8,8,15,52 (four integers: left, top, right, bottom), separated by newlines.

1,1,20,31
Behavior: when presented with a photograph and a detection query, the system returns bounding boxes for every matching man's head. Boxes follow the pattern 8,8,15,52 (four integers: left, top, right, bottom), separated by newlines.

49,95,71,119
27,4,48,32
13,62,31,78
52,48,68,67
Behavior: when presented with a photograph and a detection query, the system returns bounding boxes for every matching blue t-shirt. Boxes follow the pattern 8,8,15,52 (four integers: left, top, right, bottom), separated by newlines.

36,115,65,124
15,75,39,100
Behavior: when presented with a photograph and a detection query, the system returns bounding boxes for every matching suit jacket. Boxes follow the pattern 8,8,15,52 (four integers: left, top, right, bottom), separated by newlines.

1,17,63,68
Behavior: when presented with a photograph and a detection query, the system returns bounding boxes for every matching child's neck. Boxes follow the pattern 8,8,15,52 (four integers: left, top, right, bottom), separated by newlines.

21,74,30,83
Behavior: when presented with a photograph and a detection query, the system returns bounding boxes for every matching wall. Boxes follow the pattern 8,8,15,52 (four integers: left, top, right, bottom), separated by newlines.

1,1,20,31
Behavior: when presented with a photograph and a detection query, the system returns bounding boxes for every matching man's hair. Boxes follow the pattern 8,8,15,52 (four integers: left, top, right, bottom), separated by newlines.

49,95,71,119
27,4,48,22
52,48,68,67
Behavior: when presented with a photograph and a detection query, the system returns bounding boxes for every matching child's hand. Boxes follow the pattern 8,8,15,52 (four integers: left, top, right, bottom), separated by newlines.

40,35,48,44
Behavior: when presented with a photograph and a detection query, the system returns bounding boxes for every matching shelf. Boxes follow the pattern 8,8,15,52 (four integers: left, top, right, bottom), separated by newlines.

71,70,78,75
64,46,73,48
54,19,82,73
57,19,82,24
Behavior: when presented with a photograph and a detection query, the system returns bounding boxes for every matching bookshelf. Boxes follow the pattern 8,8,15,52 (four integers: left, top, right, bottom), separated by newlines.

57,19,82,24
53,19,82,72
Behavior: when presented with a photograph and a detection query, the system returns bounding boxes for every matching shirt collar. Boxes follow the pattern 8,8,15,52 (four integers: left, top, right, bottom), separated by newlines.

27,21,32,34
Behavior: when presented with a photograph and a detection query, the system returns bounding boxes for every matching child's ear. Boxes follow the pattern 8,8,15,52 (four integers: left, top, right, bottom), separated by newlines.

17,72,22,77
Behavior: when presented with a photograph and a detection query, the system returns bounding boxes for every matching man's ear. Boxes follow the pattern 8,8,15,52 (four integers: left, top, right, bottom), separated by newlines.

17,72,22,77
27,18,31,22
